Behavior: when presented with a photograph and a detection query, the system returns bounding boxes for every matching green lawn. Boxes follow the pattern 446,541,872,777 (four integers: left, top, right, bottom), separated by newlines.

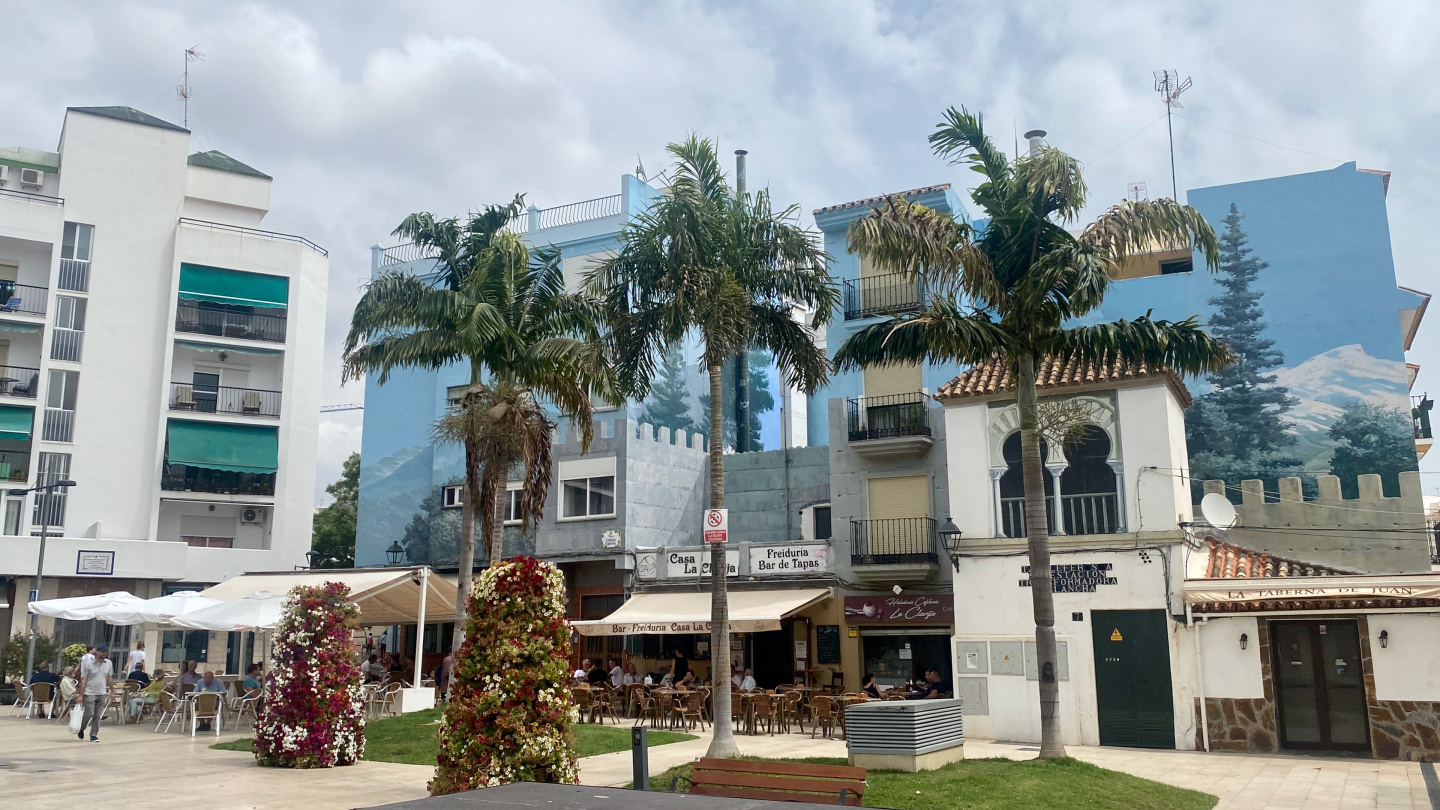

647,756,1217,810
212,710,695,765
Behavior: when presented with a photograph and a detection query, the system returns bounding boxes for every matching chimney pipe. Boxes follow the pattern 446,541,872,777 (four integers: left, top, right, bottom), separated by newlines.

735,149,748,199
1023,129,1047,157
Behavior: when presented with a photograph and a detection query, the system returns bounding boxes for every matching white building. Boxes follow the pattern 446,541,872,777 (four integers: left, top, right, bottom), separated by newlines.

0,106,327,667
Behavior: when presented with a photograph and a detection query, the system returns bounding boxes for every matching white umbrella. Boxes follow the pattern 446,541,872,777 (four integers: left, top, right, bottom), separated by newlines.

171,591,286,631
28,591,141,620
94,591,222,625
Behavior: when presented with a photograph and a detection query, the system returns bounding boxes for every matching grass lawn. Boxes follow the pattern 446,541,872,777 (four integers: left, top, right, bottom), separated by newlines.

646,756,1217,810
212,710,695,765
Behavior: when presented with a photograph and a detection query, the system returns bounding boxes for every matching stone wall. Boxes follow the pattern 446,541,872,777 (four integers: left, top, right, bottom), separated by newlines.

723,444,831,546
1195,621,1279,752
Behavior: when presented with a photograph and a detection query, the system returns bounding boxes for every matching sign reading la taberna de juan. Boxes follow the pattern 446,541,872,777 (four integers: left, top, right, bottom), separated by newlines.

844,594,955,624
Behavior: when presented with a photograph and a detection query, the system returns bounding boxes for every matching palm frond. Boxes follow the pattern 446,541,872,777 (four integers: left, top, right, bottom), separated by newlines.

1046,313,1235,377
1078,197,1220,272
833,299,1012,372
847,197,1001,307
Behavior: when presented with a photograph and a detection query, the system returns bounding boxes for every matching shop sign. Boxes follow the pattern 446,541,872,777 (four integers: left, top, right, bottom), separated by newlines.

843,594,954,624
748,543,827,576
668,548,739,578
1020,563,1117,593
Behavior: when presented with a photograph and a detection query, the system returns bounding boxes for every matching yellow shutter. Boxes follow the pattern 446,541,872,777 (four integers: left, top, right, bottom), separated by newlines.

863,363,922,398
867,475,930,519
858,254,881,278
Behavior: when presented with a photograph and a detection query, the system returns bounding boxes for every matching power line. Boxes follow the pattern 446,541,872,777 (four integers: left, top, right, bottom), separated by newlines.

1169,112,1346,164
1141,467,1427,518
1083,112,1169,170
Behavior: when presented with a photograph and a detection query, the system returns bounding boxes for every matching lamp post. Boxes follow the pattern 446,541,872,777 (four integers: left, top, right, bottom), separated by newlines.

385,541,405,567
11,479,77,687
938,517,963,573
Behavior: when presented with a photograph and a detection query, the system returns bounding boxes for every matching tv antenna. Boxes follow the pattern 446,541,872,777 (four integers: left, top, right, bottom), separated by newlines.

177,46,204,129
1152,69,1192,201
1126,181,1148,202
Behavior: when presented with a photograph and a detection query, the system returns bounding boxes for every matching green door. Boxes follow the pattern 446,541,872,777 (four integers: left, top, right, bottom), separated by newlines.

1091,609,1175,748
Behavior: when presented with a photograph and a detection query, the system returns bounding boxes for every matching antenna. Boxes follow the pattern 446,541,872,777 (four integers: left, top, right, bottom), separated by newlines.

635,154,647,182
1126,181,1148,201
1152,69,1192,201
1199,492,1238,530
177,46,204,129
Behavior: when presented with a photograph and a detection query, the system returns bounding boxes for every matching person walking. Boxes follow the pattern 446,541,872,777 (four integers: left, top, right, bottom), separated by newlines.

78,644,114,742
126,642,146,678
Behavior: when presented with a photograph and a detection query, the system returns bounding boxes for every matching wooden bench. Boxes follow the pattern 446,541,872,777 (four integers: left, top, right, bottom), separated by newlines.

684,758,866,806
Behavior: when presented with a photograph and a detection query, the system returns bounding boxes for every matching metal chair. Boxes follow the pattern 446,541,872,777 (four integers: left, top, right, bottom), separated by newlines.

26,682,53,719
191,692,223,736
230,689,261,731
8,678,29,717
153,691,185,734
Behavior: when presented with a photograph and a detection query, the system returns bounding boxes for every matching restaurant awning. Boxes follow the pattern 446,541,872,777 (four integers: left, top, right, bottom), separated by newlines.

1184,573,1440,614
179,263,290,309
0,405,34,441
166,419,279,474
572,588,832,636
198,567,456,627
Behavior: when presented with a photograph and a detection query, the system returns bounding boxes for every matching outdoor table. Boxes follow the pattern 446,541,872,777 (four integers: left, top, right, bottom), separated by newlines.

366,780,843,808
0,377,15,394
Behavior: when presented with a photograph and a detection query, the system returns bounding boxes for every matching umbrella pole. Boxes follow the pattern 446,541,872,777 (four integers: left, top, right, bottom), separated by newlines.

413,568,427,691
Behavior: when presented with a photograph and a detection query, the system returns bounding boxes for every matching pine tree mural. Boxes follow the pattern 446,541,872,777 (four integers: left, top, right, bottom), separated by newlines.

698,349,775,451
639,345,701,436
1186,204,1303,499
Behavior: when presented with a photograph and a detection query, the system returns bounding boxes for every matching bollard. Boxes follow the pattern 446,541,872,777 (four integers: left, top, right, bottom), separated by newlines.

631,725,649,790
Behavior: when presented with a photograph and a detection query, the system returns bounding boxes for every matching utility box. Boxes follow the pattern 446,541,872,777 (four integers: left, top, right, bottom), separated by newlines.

844,698,964,772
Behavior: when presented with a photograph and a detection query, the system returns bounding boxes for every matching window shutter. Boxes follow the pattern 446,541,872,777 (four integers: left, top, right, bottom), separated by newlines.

863,363,922,398
867,475,930,519
558,456,616,481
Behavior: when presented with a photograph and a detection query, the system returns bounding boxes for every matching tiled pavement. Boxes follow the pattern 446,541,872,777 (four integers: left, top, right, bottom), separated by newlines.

1,713,1434,808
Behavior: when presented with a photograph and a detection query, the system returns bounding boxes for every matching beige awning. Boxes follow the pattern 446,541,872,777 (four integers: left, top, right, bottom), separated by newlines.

572,588,831,636
199,567,455,626
1184,573,1440,606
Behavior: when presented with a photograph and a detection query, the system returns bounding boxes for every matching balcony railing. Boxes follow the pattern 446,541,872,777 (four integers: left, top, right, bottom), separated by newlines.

50,328,83,362
847,393,931,441
57,259,89,292
843,272,926,320
851,517,938,566
175,300,287,343
1001,493,1121,537
169,382,281,417
0,450,30,482
42,408,74,443
0,366,40,398
0,282,48,316
1412,395,1433,440
161,464,275,496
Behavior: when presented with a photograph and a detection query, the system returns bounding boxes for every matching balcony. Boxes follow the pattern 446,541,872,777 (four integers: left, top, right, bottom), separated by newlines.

161,464,275,497
850,517,939,582
0,366,39,399
1413,395,1432,459
0,282,48,316
843,272,926,320
169,382,281,418
57,259,89,292
0,450,29,482
1000,493,1121,538
846,393,933,457
175,300,287,343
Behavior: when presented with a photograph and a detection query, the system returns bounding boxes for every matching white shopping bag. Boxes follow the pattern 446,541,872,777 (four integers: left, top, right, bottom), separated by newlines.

68,703,83,734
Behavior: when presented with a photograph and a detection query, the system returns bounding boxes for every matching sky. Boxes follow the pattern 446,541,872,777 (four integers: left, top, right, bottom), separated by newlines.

4,1,1439,503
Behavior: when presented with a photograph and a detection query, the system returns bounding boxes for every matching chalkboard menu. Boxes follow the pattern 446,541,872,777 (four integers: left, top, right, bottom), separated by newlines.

816,625,841,664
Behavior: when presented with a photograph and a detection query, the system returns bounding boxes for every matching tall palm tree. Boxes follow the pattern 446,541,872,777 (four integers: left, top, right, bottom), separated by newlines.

588,136,836,758
345,213,613,654
834,108,1233,759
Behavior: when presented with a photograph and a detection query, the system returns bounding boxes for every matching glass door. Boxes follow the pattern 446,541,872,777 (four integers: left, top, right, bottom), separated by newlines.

1271,621,1370,751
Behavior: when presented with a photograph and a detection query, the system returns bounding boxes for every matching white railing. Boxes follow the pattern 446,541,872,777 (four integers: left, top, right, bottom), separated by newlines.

50,328,83,362
57,259,89,292
42,408,74,443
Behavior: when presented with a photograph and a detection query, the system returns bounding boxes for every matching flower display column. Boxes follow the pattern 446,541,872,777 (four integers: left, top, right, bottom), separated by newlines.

430,556,577,793
254,582,366,768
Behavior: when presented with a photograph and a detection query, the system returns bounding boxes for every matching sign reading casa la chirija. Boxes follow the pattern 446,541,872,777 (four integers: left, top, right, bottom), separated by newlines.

843,594,954,624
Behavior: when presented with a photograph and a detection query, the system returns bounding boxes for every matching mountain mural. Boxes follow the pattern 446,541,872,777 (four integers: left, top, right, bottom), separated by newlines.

1271,344,1411,470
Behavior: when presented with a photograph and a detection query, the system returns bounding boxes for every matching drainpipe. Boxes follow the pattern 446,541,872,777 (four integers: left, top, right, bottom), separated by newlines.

1187,602,1210,752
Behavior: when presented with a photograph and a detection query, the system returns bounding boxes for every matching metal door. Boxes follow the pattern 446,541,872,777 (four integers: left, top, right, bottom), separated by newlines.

1271,621,1369,751
1091,609,1175,748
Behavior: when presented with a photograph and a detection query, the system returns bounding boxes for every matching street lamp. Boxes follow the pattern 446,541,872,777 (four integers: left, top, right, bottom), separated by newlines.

938,517,963,573
385,541,405,566
11,479,77,687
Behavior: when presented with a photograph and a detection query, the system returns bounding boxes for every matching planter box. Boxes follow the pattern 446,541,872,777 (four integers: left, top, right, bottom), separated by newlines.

845,698,964,772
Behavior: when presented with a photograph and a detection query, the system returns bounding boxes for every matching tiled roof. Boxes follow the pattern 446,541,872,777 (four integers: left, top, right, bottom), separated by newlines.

1201,538,1356,579
935,354,1193,407
813,184,951,216
68,106,188,133
188,150,271,180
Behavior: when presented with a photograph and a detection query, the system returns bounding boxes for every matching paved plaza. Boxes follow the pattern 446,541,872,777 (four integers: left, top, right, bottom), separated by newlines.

0,713,1434,809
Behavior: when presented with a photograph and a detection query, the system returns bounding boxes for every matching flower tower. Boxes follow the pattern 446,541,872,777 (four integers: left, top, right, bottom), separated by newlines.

254,582,366,769
430,556,578,794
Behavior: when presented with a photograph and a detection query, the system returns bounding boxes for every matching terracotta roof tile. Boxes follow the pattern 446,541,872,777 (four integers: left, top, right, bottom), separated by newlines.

1201,538,1356,579
813,184,951,216
935,354,1193,407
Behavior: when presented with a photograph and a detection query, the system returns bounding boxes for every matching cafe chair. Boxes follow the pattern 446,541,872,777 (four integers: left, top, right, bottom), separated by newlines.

153,692,186,733
752,693,779,736
778,690,805,734
680,691,707,732
810,696,837,739
26,682,54,719
191,692,223,737
9,678,30,717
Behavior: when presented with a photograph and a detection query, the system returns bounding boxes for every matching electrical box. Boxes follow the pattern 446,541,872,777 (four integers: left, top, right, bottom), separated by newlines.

955,641,988,674
1023,641,1070,681
954,676,988,715
990,641,1024,675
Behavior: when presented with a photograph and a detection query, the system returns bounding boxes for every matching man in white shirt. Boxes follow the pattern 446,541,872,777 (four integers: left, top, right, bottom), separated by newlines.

608,658,623,688
739,668,756,691
78,644,114,742
126,642,147,677
573,658,591,681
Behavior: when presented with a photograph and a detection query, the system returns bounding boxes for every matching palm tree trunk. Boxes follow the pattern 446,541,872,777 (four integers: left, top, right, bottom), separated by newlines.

705,362,738,758
451,435,480,657
488,476,505,565
1017,353,1066,759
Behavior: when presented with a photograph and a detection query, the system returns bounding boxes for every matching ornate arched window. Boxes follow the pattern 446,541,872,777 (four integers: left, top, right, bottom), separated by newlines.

998,432,1053,538
1059,425,1119,534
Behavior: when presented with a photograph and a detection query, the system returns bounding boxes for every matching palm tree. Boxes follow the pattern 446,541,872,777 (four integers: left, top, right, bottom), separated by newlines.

834,108,1233,759
345,211,613,654
588,136,837,758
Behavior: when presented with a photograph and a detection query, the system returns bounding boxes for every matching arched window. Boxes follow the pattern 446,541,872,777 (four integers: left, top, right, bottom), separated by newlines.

1060,425,1119,534
998,432,1053,538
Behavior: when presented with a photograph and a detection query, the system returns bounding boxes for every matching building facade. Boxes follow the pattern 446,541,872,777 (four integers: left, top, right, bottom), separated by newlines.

0,107,328,668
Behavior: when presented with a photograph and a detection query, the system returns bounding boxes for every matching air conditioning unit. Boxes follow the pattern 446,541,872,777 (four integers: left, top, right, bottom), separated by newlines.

240,506,268,524
0,166,9,186
19,168,43,189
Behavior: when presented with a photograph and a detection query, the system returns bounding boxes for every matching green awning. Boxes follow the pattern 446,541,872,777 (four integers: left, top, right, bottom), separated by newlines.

0,322,41,334
0,405,35,441
166,420,278,474
175,339,283,357
178,263,289,309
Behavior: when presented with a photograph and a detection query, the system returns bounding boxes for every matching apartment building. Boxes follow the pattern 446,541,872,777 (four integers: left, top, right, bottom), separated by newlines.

0,106,328,658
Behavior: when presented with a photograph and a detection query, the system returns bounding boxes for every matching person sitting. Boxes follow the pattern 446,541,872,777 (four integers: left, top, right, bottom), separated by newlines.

586,662,608,687
178,660,202,689
128,671,170,722
57,666,79,709
861,672,882,699
739,668,757,691
365,654,386,683
28,662,60,718
730,665,743,689
621,662,638,686
193,671,228,731
573,658,591,682
608,658,623,688
242,663,263,695
907,670,943,700
677,670,698,689
126,664,151,687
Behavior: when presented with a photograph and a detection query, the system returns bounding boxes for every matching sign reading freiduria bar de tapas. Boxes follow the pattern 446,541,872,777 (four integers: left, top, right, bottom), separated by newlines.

843,594,954,624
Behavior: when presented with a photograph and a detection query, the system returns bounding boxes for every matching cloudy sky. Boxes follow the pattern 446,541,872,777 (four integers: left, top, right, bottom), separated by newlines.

5,1,1439,501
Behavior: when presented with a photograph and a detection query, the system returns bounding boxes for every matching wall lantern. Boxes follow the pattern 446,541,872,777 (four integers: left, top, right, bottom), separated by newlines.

1379,630,1389,649
1239,633,1248,651
938,517,964,572
385,541,406,566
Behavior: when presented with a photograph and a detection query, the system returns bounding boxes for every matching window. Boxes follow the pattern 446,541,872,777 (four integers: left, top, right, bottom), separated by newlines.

558,457,617,519
43,369,79,442
813,506,832,540
51,296,87,362
504,485,523,523
442,485,463,509
446,385,467,410
1159,259,1193,275
182,536,234,548
3,495,22,536
32,452,70,527
61,222,93,262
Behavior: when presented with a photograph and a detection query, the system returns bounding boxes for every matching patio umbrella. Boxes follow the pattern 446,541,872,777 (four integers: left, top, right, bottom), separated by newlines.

93,591,223,625
27,591,141,620
171,591,285,631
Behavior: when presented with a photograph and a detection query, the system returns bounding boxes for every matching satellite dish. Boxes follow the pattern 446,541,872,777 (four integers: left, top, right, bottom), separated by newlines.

1200,492,1238,530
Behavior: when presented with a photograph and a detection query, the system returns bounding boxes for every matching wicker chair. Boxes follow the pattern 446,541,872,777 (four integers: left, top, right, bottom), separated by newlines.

752,693,779,736
191,692,223,736
680,691,707,731
810,695,837,739
26,682,54,719
778,689,805,734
